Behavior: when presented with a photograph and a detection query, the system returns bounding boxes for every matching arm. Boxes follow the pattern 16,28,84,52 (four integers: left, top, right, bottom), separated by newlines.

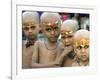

55,46,73,65
32,62,60,68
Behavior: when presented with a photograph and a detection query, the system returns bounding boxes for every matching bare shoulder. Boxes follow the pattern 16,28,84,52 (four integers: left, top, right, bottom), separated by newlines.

34,40,40,45
35,40,44,46
33,40,45,51
34,40,42,47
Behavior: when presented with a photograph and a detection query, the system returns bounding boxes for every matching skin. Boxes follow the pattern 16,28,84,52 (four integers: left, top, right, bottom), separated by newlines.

23,21,39,40
22,12,39,69
74,44,89,65
22,46,34,68
58,19,79,67
31,41,63,68
72,29,89,66
61,29,74,47
57,30,75,67
31,12,63,68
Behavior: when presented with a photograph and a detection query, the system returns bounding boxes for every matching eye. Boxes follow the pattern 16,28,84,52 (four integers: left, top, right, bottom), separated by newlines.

23,27,29,31
31,26,36,30
84,45,89,49
61,36,66,39
45,28,52,31
77,46,82,50
53,27,59,30
67,35,73,38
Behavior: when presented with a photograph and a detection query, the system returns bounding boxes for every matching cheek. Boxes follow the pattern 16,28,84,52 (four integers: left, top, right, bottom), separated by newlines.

87,48,89,53
58,30,60,35
76,50,81,57
55,30,60,35
33,29,38,34
61,39,65,44
86,48,89,56
82,48,89,55
32,31,37,36
62,38,67,43
57,29,60,33
66,38,73,43
23,31,28,36
43,31,49,37
35,26,40,33
69,38,73,43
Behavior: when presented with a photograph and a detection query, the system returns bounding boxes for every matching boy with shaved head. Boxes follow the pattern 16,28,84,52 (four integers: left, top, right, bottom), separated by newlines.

56,19,79,67
72,29,89,66
22,11,39,69
31,12,64,68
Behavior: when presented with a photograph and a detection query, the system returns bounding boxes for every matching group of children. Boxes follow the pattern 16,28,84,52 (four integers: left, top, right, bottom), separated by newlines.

22,11,89,69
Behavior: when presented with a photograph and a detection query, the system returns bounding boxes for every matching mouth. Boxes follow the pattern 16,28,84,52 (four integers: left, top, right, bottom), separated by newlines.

64,43,71,47
49,37,58,41
28,35,36,39
81,55,87,59
50,36,57,39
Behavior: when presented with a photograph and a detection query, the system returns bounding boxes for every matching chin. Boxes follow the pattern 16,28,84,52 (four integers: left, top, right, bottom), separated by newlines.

49,38,57,42
64,44,72,47
50,40,57,43
28,37,35,40
81,58,88,62
28,35,36,39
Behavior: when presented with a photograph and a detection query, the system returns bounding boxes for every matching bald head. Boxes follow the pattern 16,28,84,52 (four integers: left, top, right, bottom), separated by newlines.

73,29,89,47
22,11,40,40
61,19,79,33
22,11,39,25
74,29,89,41
40,12,61,27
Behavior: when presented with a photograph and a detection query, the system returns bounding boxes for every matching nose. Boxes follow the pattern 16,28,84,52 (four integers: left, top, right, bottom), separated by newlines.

28,28,32,33
64,38,69,43
50,30,55,35
28,29,33,36
81,48,86,53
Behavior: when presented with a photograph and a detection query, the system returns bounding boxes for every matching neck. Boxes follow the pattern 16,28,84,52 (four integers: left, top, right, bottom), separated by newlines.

77,59,89,66
27,37,37,45
47,40,57,46
44,40,58,50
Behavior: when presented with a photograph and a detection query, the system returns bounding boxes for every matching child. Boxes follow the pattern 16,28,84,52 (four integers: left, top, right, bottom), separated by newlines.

31,12,63,68
72,29,89,66
22,11,39,68
56,19,79,67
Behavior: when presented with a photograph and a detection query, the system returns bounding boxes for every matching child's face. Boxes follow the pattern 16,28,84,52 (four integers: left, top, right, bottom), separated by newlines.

23,21,39,40
61,30,73,47
74,38,89,62
42,21,60,43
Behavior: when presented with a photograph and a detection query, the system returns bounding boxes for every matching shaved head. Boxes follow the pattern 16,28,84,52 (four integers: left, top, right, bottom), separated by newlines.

73,29,89,47
40,12,61,43
40,12,61,27
74,29,89,41
22,11,39,24
22,11,39,40
61,19,79,33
